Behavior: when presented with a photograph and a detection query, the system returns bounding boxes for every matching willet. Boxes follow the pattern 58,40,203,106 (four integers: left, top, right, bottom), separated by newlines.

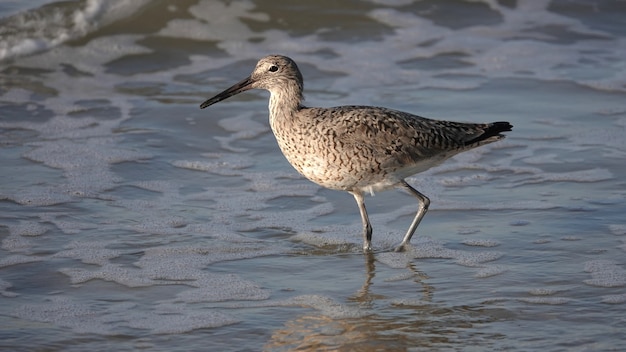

200,55,512,252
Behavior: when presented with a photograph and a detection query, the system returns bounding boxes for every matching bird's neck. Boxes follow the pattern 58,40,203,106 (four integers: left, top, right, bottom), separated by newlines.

268,80,304,121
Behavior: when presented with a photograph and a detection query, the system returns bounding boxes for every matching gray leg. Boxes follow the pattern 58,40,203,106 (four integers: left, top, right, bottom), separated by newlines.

395,180,430,252
350,191,373,251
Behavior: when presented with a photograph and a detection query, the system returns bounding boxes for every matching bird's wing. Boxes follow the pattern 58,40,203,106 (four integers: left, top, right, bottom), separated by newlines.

305,106,507,171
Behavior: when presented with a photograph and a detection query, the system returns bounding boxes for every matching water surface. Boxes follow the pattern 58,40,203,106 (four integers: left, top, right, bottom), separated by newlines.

1,1,625,351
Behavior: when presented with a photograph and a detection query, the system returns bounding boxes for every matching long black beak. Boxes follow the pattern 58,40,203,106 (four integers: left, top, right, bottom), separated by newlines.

200,76,254,109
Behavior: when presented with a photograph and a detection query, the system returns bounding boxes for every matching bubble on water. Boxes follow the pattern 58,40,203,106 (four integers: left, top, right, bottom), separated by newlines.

7,221,49,237
474,265,508,278
0,95,150,209
528,288,558,296
406,236,457,260
509,220,530,226
130,215,191,236
376,252,414,269
172,157,254,176
509,168,613,187
136,244,284,278
455,250,504,267
172,273,271,303
13,296,238,335
583,260,626,288
373,236,506,273
608,224,626,236
0,254,43,268
215,113,270,152
3,221,48,253
601,294,626,305
123,304,239,334
159,0,268,42
519,297,571,305
437,199,556,212
53,241,122,265
37,213,96,235
384,271,417,282
0,279,18,298
462,239,500,247
1,233,33,252
0,186,74,206
457,227,481,235
13,296,104,334
17,33,152,73
619,239,626,253
438,173,495,188
389,298,428,307
59,264,160,287
560,236,582,241
291,231,354,249
278,294,364,319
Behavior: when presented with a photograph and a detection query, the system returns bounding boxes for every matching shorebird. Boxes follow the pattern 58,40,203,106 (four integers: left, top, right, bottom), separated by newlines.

200,55,512,252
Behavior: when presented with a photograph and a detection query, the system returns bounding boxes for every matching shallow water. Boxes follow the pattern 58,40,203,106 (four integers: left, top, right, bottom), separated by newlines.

1,0,626,351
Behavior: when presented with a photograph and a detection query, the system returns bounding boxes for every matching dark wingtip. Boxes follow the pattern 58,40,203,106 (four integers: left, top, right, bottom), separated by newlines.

465,121,513,146
482,121,513,140
493,121,513,132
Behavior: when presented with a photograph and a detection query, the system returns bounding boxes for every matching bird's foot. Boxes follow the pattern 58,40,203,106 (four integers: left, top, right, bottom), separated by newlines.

394,242,410,252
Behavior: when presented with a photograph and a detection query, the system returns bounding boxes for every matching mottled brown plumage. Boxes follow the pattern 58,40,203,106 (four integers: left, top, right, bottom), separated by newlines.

201,55,512,251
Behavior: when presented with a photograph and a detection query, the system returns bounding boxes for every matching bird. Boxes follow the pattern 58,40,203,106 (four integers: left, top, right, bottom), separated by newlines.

200,55,512,252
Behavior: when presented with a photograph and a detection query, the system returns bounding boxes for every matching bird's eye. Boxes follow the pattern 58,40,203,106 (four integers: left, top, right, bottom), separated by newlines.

268,65,278,72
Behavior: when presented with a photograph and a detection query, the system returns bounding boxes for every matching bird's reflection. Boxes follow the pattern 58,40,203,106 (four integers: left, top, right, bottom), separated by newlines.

349,251,434,307
263,252,500,351
348,252,378,307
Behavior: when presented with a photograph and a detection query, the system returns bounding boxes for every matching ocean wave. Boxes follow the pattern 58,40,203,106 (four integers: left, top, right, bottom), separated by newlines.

0,0,151,62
